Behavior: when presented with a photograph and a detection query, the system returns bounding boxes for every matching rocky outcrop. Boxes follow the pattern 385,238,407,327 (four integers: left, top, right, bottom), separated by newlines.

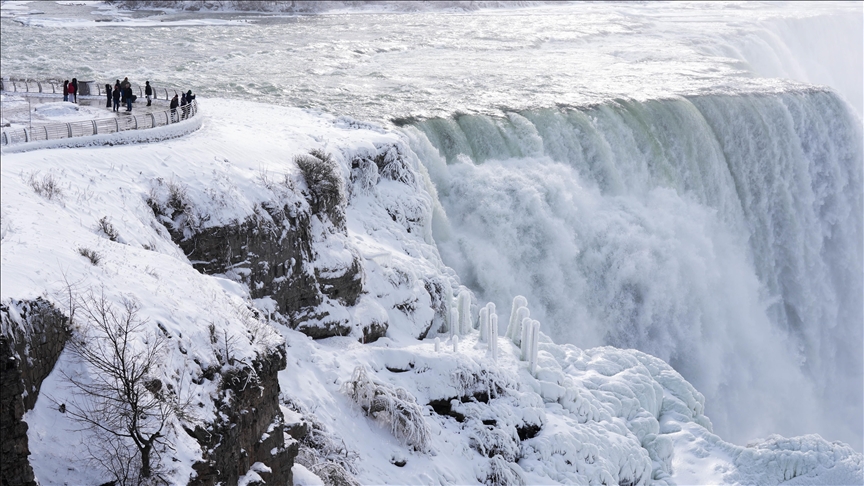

147,162,369,341
0,299,70,486
189,345,297,486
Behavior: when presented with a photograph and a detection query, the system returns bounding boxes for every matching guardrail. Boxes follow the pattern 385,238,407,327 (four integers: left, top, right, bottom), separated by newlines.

1,78,181,101
1,100,198,146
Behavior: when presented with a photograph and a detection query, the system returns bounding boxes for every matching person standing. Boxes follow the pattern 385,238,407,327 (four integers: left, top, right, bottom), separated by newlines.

145,81,152,106
67,80,76,103
112,84,121,112
169,94,179,122
124,84,134,112
63,80,69,102
180,91,188,119
71,78,78,103
105,84,112,108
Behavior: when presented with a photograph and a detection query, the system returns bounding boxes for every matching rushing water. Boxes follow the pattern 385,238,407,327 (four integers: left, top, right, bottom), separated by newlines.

2,1,862,450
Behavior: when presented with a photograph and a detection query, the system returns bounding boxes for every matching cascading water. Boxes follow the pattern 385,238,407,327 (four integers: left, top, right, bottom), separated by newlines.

403,89,863,449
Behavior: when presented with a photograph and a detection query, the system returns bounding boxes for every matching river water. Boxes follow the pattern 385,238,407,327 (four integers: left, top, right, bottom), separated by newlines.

2,0,862,450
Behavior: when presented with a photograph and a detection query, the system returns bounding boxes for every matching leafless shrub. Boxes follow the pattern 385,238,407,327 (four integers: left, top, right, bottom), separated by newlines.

98,216,119,242
28,172,64,201
77,247,101,265
62,288,189,484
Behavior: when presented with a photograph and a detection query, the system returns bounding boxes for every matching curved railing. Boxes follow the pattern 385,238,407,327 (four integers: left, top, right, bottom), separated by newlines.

1,100,198,146
1,77,181,101
1,77,199,146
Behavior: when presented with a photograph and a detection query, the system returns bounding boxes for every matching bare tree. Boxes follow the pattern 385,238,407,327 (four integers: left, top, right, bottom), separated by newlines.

62,288,183,484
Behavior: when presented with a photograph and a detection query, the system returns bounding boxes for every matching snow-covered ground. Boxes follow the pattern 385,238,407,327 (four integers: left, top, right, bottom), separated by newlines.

2,98,860,485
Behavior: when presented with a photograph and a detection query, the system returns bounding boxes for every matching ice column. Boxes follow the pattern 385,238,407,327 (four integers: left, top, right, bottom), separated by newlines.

509,307,530,347
479,307,490,343
489,314,498,361
449,308,459,339
529,320,540,374
434,337,441,353
506,296,528,340
519,317,533,361
457,290,472,335
452,335,459,353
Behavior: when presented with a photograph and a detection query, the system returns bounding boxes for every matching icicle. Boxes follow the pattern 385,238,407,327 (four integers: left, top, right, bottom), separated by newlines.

479,306,490,343
434,337,441,352
506,295,528,340
452,335,459,353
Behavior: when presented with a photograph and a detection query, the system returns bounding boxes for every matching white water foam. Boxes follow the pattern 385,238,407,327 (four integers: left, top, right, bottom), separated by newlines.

404,89,863,450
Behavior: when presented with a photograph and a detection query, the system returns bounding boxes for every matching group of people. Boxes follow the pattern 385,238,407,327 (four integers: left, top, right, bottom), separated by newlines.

105,77,137,112
102,77,195,119
62,78,78,103
169,90,196,121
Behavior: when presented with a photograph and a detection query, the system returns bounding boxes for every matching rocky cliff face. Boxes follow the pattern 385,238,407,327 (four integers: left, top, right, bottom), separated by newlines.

0,299,69,486
189,345,296,485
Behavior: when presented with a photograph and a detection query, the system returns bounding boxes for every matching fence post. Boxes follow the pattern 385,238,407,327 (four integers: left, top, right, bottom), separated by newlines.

164,88,168,99
44,126,48,140
2,131,6,145
12,81,16,91
150,113,156,127
67,123,72,138
115,118,119,132
24,128,29,143
24,81,29,93
92,120,98,135
37,82,42,93
133,116,138,130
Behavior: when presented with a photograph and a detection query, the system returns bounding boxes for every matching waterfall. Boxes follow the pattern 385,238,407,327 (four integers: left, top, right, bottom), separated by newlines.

402,89,863,449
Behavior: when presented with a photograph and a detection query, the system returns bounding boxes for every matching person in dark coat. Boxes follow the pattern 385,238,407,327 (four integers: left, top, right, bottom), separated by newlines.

63,80,69,102
71,78,78,103
169,94,179,122
112,84,121,112
124,85,134,112
145,81,153,106
105,84,112,108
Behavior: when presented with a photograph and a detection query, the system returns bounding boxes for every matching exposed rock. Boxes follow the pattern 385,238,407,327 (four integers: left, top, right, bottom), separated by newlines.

189,345,297,486
0,299,70,486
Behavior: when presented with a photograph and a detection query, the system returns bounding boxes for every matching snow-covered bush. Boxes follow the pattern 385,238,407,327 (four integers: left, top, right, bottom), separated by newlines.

341,366,431,452
296,150,346,230
487,454,526,486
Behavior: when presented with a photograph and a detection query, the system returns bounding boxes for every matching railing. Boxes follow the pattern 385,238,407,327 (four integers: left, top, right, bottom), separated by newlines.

1,100,198,146
0,78,181,101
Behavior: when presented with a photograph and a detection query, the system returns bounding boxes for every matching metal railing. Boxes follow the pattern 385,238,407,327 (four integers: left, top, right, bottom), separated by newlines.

1,100,198,146
0,78,181,101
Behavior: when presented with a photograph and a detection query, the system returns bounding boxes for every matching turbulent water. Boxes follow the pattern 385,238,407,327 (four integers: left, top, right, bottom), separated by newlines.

2,0,862,450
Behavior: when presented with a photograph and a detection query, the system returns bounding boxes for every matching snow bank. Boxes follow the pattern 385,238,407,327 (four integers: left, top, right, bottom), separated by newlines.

1,97,860,485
